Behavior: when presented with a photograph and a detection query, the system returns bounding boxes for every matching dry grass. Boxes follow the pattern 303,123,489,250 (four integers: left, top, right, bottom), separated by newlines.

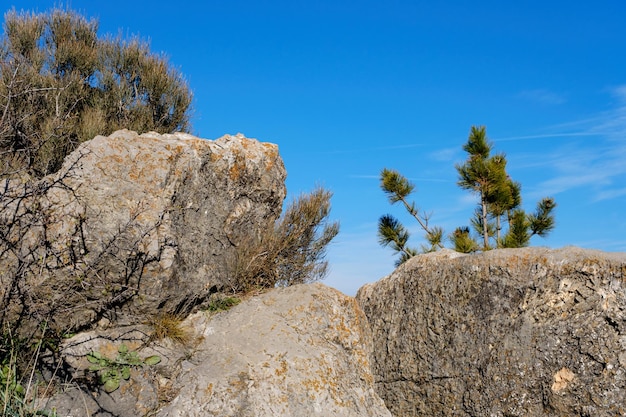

146,314,193,346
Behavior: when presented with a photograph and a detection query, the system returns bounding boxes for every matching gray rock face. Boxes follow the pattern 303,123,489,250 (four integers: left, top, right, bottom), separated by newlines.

356,247,626,417
0,130,286,333
45,283,392,417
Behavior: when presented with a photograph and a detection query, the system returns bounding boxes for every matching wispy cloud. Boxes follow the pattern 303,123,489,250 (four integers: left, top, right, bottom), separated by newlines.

595,187,626,202
494,132,599,142
428,146,459,161
518,89,566,105
319,143,425,155
522,86,626,201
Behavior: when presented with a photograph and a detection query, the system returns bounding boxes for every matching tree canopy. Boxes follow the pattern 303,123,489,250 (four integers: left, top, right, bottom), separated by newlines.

0,8,193,178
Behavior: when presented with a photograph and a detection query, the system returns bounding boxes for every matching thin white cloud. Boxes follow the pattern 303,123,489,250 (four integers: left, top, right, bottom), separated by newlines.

515,85,626,202
349,174,378,179
494,132,599,142
428,146,459,161
324,229,395,295
320,143,425,155
518,89,566,105
595,187,626,202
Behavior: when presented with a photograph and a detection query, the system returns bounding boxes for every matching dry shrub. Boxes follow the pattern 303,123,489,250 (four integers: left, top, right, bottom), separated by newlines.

0,8,192,178
228,187,339,293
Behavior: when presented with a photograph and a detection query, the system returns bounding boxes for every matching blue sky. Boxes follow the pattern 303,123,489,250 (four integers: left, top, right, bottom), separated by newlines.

8,1,626,295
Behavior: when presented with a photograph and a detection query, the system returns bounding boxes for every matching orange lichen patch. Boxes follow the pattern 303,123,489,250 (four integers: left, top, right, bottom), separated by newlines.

229,160,246,181
274,359,288,377
261,143,280,171
208,148,224,163
226,148,247,181
204,382,214,397
90,340,143,366
240,138,253,149
551,367,575,392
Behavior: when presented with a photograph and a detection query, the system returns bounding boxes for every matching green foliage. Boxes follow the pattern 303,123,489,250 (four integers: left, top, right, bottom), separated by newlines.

229,187,340,292
378,214,418,267
0,7,192,178
529,197,557,237
380,125,557,263
455,125,557,251
86,344,161,393
378,169,443,266
451,226,479,253
0,360,26,416
206,296,241,312
455,126,509,249
0,328,58,417
380,168,414,203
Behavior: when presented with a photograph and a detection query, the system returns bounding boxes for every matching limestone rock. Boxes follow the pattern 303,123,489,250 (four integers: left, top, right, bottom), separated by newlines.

158,283,391,417
356,247,626,417
0,130,286,333
45,283,391,417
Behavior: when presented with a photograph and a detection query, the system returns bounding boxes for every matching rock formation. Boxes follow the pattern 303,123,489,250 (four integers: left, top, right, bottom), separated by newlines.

356,247,626,417
0,130,286,334
44,283,392,417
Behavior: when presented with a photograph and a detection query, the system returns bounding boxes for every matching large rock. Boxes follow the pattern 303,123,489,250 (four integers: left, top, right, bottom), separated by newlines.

0,130,286,333
356,247,626,417
45,283,392,417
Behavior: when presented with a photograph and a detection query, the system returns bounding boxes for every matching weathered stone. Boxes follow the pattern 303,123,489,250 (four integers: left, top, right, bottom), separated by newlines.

45,283,391,417
0,130,286,333
158,283,391,417
356,247,626,417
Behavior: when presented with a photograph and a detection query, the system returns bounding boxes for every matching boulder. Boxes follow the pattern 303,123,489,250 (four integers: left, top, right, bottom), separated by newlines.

158,283,391,417
356,247,626,417
0,130,286,334
44,283,392,417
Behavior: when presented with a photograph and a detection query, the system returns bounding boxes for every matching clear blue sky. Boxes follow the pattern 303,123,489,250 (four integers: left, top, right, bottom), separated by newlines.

8,1,626,295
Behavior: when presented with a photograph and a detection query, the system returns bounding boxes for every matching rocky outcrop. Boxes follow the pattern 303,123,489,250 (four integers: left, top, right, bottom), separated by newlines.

0,130,286,334
44,283,392,417
356,247,626,417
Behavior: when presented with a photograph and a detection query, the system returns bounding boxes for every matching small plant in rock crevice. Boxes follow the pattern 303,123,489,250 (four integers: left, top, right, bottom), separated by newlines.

206,296,241,312
86,344,161,393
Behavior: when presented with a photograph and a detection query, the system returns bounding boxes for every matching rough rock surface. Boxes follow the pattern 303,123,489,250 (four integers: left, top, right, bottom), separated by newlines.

0,130,285,333
45,283,392,417
356,247,626,417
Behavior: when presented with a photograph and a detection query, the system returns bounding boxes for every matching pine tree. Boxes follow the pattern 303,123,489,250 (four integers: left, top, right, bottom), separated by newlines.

456,126,557,250
377,168,443,266
455,126,508,250
379,125,557,262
